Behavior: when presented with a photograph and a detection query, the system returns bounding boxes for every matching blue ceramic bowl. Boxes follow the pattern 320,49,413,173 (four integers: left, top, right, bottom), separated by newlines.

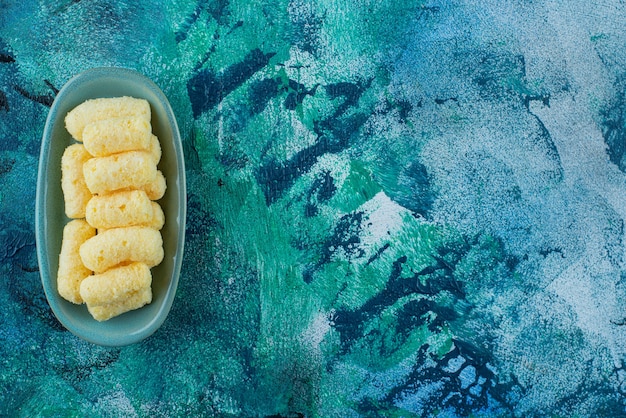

36,67,186,346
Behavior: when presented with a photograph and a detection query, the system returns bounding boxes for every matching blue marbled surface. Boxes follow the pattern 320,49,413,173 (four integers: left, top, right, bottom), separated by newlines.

2,0,626,416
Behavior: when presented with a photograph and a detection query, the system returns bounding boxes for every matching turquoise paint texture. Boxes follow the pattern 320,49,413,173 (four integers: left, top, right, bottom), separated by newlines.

2,0,626,416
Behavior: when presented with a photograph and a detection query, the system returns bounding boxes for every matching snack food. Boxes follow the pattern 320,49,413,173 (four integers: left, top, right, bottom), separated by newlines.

79,262,152,321
64,96,150,141
141,170,167,200
148,134,162,164
82,116,152,157
57,220,95,304
148,201,165,230
61,144,92,218
85,190,154,230
56,95,167,321
80,262,152,305
83,150,157,195
95,202,164,233
79,226,164,274
87,287,153,322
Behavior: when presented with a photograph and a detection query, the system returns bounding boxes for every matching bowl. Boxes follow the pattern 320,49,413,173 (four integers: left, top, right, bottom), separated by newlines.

35,67,186,346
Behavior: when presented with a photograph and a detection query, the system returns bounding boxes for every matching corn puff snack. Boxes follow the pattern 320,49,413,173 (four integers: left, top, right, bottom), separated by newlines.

107,170,166,201
83,150,157,195
148,202,165,230
148,134,162,164
79,262,152,321
141,170,166,201
87,287,153,322
59,95,167,321
80,262,151,305
61,144,93,219
79,226,163,273
57,220,95,304
82,116,152,157
85,190,153,230
65,96,150,141
96,202,163,233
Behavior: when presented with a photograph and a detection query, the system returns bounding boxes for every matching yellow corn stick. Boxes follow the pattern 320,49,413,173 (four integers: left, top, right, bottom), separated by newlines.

148,134,162,164
65,96,150,141
87,286,152,322
57,220,95,304
82,116,152,157
61,144,92,219
79,262,152,305
148,202,165,230
83,150,157,195
142,170,166,200
85,190,153,230
79,226,163,273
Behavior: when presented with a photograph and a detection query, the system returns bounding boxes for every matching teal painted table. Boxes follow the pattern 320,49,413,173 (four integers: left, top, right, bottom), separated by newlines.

2,1,626,416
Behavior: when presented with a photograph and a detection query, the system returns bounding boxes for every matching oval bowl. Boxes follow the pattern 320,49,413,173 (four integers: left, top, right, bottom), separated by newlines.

36,67,186,346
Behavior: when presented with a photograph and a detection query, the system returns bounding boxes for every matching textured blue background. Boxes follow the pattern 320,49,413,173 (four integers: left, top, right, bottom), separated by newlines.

2,1,626,416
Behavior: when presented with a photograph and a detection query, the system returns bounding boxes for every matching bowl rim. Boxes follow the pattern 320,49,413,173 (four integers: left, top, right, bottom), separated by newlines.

35,67,186,346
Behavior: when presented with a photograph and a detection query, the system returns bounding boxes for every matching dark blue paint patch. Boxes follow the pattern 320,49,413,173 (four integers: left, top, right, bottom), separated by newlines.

187,48,276,117
395,98,414,121
0,228,34,262
257,79,371,205
283,79,317,110
320,211,365,263
302,265,315,285
315,171,336,202
324,80,370,117
602,115,625,171
182,128,203,172
13,84,55,107
365,339,520,416
302,211,365,284
176,0,230,42
317,112,370,146
5,238,66,332
303,203,317,218
248,77,280,115
54,349,121,385
186,192,219,239
522,93,550,110
218,146,249,171
257,113,368,205
0,53,14,63
468,49,563,181
304,170,336,217
44,80,59,95
0,90,8,111
248,77,317,115
434,96,458,105
331,250,466,353
366,242,390,265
